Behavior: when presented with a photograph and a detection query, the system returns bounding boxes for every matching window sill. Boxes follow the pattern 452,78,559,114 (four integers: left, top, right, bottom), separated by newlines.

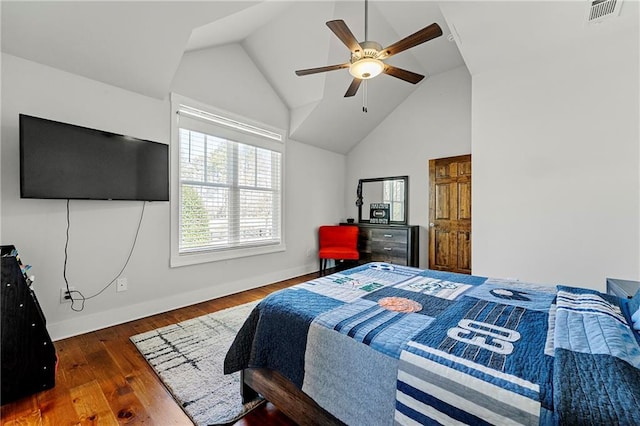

170,242,286,268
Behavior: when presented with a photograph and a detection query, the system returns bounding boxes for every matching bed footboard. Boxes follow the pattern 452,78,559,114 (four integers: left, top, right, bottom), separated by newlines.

242,368,345,426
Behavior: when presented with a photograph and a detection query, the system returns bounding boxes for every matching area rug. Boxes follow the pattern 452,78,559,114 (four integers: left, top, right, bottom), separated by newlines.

130,301,263,425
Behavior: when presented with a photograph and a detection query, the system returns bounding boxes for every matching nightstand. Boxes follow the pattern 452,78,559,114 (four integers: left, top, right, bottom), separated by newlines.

606,278,640,299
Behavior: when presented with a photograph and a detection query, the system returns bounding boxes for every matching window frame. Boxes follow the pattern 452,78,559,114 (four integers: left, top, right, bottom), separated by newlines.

383,180,405,222
169,93,286,267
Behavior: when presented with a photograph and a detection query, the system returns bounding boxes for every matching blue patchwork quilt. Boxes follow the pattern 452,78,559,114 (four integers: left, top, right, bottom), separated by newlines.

552,286,640,425
224,263,640,425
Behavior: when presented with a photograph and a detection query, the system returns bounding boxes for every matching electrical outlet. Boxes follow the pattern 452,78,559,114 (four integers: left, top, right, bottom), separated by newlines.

60,287,75,304
116,277,128,292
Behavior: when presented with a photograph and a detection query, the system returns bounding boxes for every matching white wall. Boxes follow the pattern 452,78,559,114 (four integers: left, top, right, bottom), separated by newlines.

472,31,639,291
171,44,289,129
346,66,472,268
1,45,346,340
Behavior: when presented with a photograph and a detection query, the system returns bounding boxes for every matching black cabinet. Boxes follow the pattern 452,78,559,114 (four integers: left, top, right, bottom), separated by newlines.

1,245,56,404
353,224,419,267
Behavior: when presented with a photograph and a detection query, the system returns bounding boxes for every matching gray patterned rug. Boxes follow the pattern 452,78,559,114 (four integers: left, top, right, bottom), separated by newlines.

130,301,263,425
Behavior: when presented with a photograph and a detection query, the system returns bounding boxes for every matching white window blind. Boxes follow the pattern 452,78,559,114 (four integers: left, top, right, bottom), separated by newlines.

175,103,283,256
383,180,405,222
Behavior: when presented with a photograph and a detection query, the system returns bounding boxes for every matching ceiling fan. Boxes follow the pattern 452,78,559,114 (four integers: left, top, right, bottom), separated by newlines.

295,0,443,100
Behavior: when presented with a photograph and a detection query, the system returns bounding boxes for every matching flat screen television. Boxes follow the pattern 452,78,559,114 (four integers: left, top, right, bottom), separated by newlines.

20,114,169,201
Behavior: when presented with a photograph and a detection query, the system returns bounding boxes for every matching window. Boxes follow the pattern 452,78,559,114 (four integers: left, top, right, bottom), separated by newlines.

170,94,285,266
383,180,405,222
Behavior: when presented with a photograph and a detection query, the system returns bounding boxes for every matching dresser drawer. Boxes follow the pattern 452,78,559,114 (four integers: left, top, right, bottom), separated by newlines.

370,244,408,265
370,229,408,266
371,241,407,253
350,224,419,267
370,228,408,244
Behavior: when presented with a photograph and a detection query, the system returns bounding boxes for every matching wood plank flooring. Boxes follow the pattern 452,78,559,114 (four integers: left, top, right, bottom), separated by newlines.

1,272,320,425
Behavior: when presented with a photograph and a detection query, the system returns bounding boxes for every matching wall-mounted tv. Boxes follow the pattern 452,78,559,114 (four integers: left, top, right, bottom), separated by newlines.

20,114,169,201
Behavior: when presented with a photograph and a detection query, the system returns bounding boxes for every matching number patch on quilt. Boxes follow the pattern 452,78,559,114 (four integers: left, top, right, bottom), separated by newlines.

447,319,521,355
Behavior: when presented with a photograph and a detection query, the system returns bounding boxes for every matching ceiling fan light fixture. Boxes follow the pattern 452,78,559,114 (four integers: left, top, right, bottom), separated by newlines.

349,58,384,79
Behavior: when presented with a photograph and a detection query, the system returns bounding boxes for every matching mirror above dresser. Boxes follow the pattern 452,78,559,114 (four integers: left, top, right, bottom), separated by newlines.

351,176,418,267
356,176,408,225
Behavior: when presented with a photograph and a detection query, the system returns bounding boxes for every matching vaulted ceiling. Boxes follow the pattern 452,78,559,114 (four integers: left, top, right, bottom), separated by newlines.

229,1,466,153
2,1,637,154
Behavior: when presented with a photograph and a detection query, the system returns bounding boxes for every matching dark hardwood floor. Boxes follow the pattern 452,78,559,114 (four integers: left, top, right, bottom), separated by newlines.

1,272,320,425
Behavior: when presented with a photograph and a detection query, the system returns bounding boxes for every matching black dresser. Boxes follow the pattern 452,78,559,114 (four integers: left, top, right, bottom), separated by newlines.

1,245,56,404
347,224,419,267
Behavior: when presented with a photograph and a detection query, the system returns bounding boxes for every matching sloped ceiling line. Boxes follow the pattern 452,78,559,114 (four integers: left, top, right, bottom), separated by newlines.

0,1,467,154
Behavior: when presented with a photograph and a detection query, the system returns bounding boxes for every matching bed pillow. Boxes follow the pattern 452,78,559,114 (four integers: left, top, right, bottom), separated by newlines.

555,285,640,367
630,287,640,309
630,288,640,312
629,289,640,338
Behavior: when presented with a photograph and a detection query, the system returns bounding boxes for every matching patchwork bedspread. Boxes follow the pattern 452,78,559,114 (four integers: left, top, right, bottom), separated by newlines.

552,286,640,425
224,263,640,425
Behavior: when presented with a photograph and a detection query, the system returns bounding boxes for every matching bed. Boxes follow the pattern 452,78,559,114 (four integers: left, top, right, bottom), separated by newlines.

224,262,640,425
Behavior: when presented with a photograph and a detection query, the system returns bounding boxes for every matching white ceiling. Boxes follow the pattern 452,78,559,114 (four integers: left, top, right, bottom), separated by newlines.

1,1,260,99
1,1,637,154
440,0,639,76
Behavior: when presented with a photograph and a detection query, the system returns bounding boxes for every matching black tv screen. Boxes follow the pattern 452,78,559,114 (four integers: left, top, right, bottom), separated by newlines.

20,114,169,201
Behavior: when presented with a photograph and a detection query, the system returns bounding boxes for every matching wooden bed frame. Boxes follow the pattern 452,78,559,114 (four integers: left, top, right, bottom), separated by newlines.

241,368,345,425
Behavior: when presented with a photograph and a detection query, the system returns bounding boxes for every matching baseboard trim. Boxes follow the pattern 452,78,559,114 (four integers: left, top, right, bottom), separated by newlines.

48,263,317,341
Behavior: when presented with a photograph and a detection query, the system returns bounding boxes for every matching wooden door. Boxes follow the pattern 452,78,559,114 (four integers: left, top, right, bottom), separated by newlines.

428,154,471,274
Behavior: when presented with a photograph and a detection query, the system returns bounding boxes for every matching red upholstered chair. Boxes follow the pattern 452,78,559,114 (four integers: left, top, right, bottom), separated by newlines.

318,225,360,276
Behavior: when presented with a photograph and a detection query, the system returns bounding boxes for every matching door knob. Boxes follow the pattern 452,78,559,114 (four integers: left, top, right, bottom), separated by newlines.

429,223,435,227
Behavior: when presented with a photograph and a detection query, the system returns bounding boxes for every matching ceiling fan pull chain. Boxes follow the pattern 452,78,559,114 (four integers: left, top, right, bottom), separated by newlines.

363,80,368,113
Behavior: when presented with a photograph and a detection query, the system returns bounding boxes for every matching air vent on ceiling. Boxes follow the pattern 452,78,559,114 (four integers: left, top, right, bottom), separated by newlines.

586,0,623,24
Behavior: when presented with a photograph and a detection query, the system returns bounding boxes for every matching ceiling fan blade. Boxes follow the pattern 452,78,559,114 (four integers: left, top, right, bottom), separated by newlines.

295,63,350,76
344,78,362,97
326,20,362,53
378,23,443,59
383,65,425,84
